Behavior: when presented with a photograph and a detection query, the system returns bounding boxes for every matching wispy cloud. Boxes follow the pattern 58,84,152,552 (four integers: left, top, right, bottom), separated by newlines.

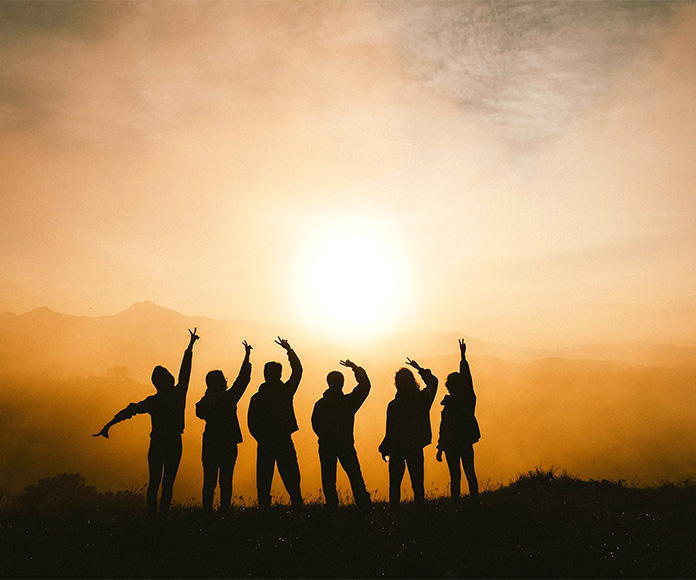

383,0,675,144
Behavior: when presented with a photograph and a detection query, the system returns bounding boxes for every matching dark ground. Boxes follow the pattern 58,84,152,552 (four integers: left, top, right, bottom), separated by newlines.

1,469,695,578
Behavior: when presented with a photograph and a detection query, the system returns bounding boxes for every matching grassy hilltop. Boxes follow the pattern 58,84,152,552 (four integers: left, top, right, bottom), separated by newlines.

1,468,695,579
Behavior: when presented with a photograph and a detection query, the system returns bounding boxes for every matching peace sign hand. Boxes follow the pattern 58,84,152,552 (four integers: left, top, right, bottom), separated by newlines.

405,358,422,371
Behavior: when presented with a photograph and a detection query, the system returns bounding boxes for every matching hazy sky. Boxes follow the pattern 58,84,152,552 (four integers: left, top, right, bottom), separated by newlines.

1,0,694,347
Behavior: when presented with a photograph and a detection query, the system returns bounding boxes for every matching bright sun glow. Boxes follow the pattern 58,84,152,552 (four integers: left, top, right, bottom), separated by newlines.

294,214,412,339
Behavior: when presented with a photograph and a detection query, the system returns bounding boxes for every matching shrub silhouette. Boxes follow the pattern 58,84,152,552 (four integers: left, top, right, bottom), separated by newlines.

509,466,582,490
20,473,100,515
18,473,145,519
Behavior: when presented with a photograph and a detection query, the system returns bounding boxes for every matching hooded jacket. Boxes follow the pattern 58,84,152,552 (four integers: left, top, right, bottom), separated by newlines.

118,346,193,440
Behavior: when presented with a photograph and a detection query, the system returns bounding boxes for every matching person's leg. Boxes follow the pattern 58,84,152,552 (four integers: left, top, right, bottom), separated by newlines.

256,442,275,509
444,451,461,502
202,460,219,515
461,444,479,498
338,445,371,506
388,455,406,505
276,437,303,507
159,436,183,519
147,440,165,518
319,443,339,509
406,448,425,504
218,445,238,513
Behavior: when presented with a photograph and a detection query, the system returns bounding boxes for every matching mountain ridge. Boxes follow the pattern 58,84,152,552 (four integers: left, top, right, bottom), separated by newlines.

2,301,695,372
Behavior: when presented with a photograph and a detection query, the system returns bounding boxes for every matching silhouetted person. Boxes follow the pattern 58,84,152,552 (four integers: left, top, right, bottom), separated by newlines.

436,339,480,503
247,337,303,509
379,358,438,505
94,328,200,519
311,359,372,510
196,341,252,515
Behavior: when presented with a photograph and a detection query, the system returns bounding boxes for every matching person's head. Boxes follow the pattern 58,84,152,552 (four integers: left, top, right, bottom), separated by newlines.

394,367,419,394
264,361,283,383
445,371,463,394
205,370,227,393
151,365,175,392
326,371,344,391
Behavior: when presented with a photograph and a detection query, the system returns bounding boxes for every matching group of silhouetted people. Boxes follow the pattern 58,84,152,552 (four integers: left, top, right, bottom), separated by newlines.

94,331,480,519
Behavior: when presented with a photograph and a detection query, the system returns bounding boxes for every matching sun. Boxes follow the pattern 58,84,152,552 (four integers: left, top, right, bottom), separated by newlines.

293,214,412,339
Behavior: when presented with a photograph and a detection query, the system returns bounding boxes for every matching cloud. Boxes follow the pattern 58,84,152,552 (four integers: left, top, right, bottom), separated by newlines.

0,2,396,142
1,1,675,145
0,1,126,39
382,0,676,145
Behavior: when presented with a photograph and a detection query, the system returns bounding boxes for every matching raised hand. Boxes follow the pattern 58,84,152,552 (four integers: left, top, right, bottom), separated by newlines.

339,359,357,370
405,358,422,371
188,327,200,347
275,336,291,351
459,338,466,356
93,425,110,439
243,340,253,354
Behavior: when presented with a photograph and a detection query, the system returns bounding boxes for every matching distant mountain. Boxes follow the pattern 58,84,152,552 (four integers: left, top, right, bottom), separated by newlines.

548,342,696,369
1,301,694,380
0,301,299,380
112,300,188,322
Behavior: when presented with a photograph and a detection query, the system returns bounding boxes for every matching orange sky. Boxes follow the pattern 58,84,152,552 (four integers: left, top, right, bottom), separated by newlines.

1,0,695,348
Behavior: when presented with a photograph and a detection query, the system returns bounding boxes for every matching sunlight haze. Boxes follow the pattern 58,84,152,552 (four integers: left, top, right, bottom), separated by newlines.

1,0,694,347
293,211,414,339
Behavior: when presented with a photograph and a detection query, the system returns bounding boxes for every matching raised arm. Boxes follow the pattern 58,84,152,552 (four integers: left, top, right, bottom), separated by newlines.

406,358,438,404
228,340,253,403
276,336,302,395
177,328,200,395
459,339,474,392
340,359,371,410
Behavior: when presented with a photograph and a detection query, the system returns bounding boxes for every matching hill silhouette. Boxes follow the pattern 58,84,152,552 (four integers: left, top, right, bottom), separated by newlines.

1,469,694,578
3,301,695,379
